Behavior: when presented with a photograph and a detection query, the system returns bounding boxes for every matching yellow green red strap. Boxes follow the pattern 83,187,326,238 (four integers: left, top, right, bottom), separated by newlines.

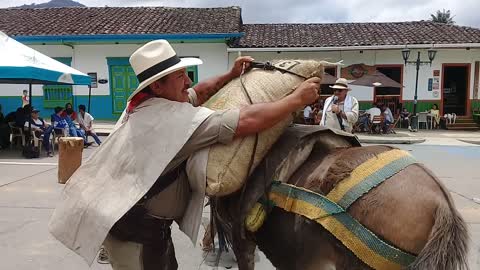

268,149,417,270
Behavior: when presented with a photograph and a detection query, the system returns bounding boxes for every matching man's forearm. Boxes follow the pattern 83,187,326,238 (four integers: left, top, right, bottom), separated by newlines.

235,95,303,138
193,71,236,105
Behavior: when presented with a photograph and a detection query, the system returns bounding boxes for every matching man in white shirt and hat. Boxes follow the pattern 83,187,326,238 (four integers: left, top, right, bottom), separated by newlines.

48,40,321,270
320,78,359,133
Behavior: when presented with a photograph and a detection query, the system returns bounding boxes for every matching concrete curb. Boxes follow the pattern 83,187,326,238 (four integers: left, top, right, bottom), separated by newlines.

458,139,480,146
96,131,111,136
357,137,426,144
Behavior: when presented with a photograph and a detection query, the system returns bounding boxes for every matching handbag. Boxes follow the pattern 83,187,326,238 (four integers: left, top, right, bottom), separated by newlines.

22,143,40,159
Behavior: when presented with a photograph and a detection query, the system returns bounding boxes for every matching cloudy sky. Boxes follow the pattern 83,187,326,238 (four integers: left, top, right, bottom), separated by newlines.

2,0,480,27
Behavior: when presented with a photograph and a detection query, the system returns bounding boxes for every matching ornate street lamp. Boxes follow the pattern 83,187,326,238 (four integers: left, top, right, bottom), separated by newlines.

402,47,437,117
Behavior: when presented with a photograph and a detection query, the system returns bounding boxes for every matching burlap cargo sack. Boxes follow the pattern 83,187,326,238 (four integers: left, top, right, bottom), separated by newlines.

58,137,84,184
203,60,325,196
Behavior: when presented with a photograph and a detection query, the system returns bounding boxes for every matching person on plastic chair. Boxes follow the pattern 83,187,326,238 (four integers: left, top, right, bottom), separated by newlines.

400,108,413,131
359,103,381,132
51,107,69,137
25,108,53,157
303,104,314,124
61,103,78,121
429,104,441,129
77,105,101,146
381,104,394,133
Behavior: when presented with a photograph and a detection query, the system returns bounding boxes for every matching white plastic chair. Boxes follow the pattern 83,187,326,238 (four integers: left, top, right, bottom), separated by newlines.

51,128,69,155
28,129,55,155
417,112,429,129
8,122,25,148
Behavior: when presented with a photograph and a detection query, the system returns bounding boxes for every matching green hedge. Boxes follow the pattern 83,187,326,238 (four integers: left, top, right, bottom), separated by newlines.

472,100,480,114
358,101,373,111
473,114,480,124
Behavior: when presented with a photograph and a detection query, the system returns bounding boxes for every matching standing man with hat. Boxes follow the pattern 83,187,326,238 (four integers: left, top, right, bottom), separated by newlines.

320,78,359,133
48,39,321,270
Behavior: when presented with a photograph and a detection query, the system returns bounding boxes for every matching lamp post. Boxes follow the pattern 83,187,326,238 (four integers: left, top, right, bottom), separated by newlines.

402,48,437,116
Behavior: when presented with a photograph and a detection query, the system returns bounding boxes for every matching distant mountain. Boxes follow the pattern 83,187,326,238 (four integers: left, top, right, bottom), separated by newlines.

15,0,86,8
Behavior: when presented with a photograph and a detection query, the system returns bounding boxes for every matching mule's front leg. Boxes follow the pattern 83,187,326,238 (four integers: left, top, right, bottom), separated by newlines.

232,232,256,270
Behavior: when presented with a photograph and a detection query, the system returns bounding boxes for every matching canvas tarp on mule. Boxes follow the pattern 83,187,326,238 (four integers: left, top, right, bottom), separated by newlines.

239,125,361,227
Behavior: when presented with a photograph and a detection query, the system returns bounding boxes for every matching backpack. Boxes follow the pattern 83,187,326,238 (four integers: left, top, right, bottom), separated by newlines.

22,143,40,159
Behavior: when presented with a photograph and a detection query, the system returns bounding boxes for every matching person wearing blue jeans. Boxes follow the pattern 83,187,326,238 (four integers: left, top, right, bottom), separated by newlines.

26,109,54,156
77,105,101,145
65,116,89,145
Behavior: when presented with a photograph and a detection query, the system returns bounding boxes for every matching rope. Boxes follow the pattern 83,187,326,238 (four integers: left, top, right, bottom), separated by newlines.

210,62,260,265
213,61,310,262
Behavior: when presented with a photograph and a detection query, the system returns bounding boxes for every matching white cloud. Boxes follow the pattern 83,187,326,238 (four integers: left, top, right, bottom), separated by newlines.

1,0,479,27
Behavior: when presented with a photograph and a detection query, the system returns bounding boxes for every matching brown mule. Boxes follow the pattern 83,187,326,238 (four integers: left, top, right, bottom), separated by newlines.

209,127,469,270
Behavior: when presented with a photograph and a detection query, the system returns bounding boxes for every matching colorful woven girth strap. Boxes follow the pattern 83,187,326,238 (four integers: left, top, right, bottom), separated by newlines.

268,149,418,270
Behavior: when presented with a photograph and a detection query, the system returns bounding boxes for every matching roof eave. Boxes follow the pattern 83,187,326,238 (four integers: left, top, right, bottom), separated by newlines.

228,43,480,52
13,33,244,44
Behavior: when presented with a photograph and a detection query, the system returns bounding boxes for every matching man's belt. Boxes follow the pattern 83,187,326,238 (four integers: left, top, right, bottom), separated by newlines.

139,161,186,204
110,212,173,244
110,161,186,243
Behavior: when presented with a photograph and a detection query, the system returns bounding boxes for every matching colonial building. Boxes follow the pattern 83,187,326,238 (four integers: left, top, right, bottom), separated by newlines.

1,6,480,120
228,23,480,115
0,7,243,119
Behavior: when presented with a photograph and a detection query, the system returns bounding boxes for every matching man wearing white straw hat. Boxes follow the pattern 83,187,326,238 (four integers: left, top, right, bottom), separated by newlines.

48,39,321,269
320,78,359,133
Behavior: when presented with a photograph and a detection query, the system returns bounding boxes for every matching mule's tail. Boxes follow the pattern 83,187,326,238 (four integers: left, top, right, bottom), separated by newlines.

408,201,469,270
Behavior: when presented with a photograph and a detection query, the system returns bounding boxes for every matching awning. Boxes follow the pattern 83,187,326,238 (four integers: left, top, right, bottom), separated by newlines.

350,70,403,88
321,72,338,85
0,31,91,85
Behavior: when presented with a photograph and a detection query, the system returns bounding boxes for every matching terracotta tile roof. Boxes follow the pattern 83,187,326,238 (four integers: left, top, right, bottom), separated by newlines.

232,22,480,48
0,6,242,36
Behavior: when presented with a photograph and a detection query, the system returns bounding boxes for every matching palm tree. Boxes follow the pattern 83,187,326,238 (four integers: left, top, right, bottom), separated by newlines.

430,9,455,25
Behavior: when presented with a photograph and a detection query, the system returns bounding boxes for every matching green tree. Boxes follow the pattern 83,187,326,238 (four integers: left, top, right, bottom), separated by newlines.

430,9,455,25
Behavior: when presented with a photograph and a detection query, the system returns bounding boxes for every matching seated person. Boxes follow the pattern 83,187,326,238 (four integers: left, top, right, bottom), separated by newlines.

429,104,440,129
0,104,10,149
313,100,324,125
303,104,314,124
359,104,381,132
61,102,78,121
400,108,412,130
54,107,91,147
51,107,70,136
77,105,101,146
14,105,31,128
25,109,54,157
381,104,394,133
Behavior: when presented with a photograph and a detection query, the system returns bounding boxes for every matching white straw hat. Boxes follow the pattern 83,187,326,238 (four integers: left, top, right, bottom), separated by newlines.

329,78,351,90
127,40,202,101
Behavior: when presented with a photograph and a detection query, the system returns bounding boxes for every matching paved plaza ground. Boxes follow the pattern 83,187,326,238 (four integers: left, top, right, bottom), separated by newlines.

0,132,479,269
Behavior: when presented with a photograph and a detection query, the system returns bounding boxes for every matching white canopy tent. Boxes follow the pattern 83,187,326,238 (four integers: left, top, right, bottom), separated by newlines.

0,31,92,110
0,31,92,142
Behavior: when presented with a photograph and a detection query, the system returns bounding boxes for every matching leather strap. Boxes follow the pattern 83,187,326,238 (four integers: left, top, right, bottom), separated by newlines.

139,161,187,204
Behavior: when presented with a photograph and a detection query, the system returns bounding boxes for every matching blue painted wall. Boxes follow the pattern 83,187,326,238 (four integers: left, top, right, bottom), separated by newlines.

1,96,27,118
73,95,118,120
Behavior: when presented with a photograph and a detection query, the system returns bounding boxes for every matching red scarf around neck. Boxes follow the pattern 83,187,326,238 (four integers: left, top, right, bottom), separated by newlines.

126,91,154,114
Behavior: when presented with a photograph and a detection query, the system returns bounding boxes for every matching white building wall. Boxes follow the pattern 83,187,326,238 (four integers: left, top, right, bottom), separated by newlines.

1,42,228,97
229,48,480,102
2,43,479,104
